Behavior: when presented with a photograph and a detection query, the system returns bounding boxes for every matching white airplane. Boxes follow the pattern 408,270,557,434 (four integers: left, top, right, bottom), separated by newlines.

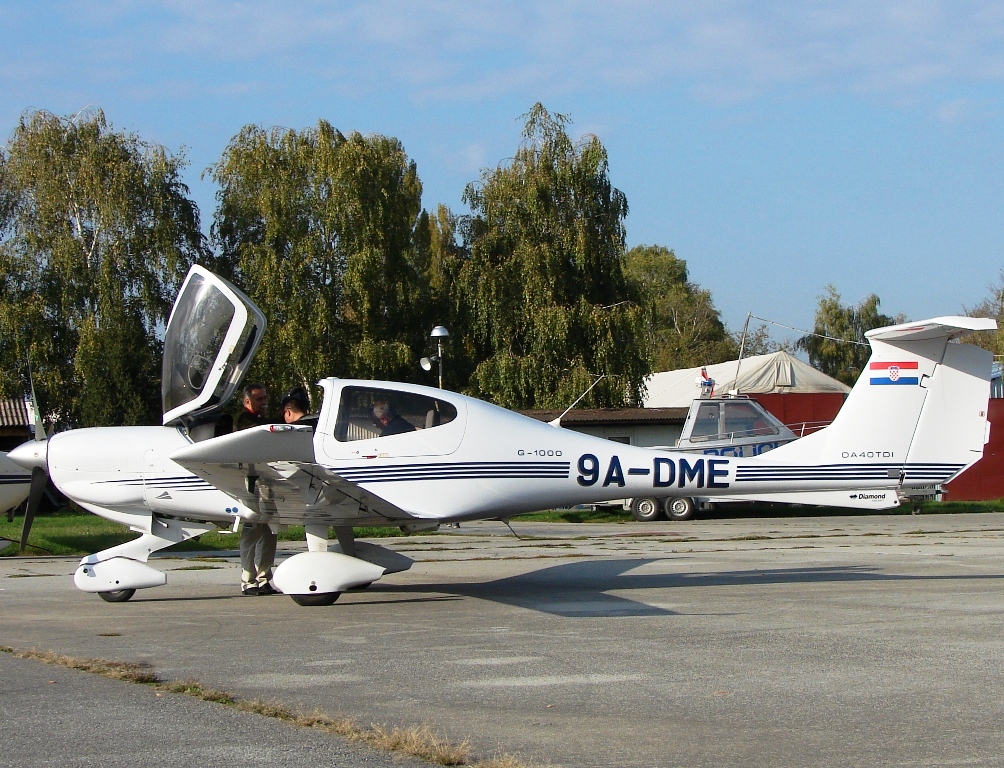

1,452,32,516
3,393,48,550
7,266,996,605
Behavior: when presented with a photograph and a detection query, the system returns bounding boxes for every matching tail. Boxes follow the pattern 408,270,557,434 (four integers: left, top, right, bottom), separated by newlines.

765,316,996,488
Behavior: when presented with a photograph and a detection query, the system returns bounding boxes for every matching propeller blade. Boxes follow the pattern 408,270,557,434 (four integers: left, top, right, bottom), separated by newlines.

28,362,45,442
19,466,47,554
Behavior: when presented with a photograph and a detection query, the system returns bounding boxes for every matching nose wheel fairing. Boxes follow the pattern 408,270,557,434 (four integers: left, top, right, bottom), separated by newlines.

73,517,218,597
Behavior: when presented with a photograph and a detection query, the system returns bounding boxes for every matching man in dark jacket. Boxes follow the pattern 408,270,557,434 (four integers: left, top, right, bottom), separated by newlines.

280,386,310,424
235,383,270,431
372,400,416,437
236,383,278,595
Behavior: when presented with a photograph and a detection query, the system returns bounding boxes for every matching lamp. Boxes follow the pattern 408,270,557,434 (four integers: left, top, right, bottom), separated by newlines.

420,326,449,388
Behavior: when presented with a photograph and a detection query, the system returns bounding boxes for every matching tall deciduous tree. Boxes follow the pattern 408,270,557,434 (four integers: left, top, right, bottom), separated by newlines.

623,244,736,371
797,286,900,385
456,104,649,409
412,203,472,389
0,109,204,426
210,121,430,405
965,270,1004,357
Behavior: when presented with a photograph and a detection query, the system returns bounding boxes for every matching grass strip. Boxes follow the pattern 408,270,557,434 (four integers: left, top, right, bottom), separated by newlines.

0,645,547,768
2,646,159,683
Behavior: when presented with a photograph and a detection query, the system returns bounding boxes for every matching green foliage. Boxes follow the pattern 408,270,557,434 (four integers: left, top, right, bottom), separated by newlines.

965,270,1004,357
457,104,650,409
797,286,900,385
623,244,736,371
0,109,204,426
411,204,471,389
733,321,787,357
74,303,161,426
210,121,433,408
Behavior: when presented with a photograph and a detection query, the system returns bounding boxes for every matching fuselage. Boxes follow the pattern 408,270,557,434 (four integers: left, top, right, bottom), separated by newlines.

307,382,946,521
0,451,31,512
22,376,970,531
43,426,244,529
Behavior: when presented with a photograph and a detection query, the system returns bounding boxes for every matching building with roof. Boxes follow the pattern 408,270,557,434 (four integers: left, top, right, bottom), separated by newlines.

520,407,688,448
0,398,32,451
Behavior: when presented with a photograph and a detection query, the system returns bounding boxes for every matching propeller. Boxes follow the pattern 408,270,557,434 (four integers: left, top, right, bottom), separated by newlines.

11,367,49,553
20,466,47,553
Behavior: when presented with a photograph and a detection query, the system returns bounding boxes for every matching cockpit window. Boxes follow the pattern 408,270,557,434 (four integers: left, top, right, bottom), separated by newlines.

334,386,458,441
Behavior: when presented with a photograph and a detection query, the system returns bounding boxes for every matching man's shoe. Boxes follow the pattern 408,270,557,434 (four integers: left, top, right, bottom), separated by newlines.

242,586,259,596
257,583,279,596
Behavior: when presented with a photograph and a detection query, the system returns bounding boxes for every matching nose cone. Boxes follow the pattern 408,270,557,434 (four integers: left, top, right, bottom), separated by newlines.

7,439,48,472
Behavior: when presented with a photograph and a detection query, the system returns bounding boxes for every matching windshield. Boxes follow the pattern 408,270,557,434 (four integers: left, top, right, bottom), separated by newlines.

162,273,238,416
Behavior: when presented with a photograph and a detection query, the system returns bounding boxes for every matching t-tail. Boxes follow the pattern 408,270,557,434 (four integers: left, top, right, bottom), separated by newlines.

736,316,996,505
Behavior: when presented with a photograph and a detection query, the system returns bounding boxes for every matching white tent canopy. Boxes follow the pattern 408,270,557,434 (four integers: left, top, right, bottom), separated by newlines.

643,350,850,408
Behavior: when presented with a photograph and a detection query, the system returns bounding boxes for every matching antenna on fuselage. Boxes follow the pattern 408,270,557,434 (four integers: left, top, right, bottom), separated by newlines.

548,375,606,427
499,517,525,540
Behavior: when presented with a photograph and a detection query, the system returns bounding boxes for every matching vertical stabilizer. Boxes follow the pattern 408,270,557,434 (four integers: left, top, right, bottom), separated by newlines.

764,317,995,487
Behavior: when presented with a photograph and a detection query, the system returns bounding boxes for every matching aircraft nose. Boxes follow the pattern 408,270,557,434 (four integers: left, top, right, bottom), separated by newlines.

7,439,48,472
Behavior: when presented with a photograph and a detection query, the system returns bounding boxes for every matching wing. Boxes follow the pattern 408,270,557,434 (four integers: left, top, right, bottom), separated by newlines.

168,424,419,526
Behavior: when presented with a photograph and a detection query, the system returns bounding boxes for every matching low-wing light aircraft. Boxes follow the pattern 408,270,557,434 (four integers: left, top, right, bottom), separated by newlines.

2,393,47,548
7,267,996,605
1,452,32,518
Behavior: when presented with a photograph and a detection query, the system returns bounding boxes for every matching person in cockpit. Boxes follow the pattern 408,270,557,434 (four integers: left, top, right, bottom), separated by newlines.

372,400,416,437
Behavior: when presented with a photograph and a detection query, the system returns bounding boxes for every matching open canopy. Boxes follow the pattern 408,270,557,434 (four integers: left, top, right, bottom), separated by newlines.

161,266,266,425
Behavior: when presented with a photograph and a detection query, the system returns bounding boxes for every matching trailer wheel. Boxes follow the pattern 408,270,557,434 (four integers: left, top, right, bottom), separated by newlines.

666,497,696,521
630,497,665,522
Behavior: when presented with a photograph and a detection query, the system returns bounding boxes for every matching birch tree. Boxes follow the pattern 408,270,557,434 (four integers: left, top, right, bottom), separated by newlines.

798,286,900,385
456,104,649,409
623,244,735,370
210,121,432,405
0,109,204,426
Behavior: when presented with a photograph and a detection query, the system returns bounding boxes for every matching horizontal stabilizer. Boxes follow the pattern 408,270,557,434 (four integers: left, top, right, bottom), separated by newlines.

865,316,997,342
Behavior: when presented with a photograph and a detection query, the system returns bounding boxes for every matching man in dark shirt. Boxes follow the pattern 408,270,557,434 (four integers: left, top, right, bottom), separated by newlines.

235,383,270,431
235,383,278,595
372,400,416,437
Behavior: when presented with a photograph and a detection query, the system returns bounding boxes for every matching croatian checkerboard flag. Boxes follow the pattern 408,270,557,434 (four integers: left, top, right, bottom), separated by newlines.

869,361,919,386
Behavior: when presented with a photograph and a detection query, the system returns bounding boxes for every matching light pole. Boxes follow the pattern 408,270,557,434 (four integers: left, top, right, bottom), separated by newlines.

420,325,449,388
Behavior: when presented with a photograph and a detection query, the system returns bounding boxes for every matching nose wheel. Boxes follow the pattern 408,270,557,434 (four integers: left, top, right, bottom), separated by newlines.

289,592,341,606
98,589,137,603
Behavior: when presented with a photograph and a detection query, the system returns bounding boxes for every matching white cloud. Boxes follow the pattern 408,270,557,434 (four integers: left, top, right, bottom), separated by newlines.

936,97,974,124
9,1,1004,115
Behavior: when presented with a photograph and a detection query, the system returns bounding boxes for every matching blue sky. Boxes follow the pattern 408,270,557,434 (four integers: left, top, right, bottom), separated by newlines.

3,1,1003,343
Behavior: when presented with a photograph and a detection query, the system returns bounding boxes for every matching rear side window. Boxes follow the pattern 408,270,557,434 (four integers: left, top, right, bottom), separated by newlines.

334,386,458,442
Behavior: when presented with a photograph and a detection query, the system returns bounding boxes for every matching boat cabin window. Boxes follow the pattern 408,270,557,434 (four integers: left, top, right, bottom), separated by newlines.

722,401,780,439
333,386,458,442
688,400,781,442
689,402,722,440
